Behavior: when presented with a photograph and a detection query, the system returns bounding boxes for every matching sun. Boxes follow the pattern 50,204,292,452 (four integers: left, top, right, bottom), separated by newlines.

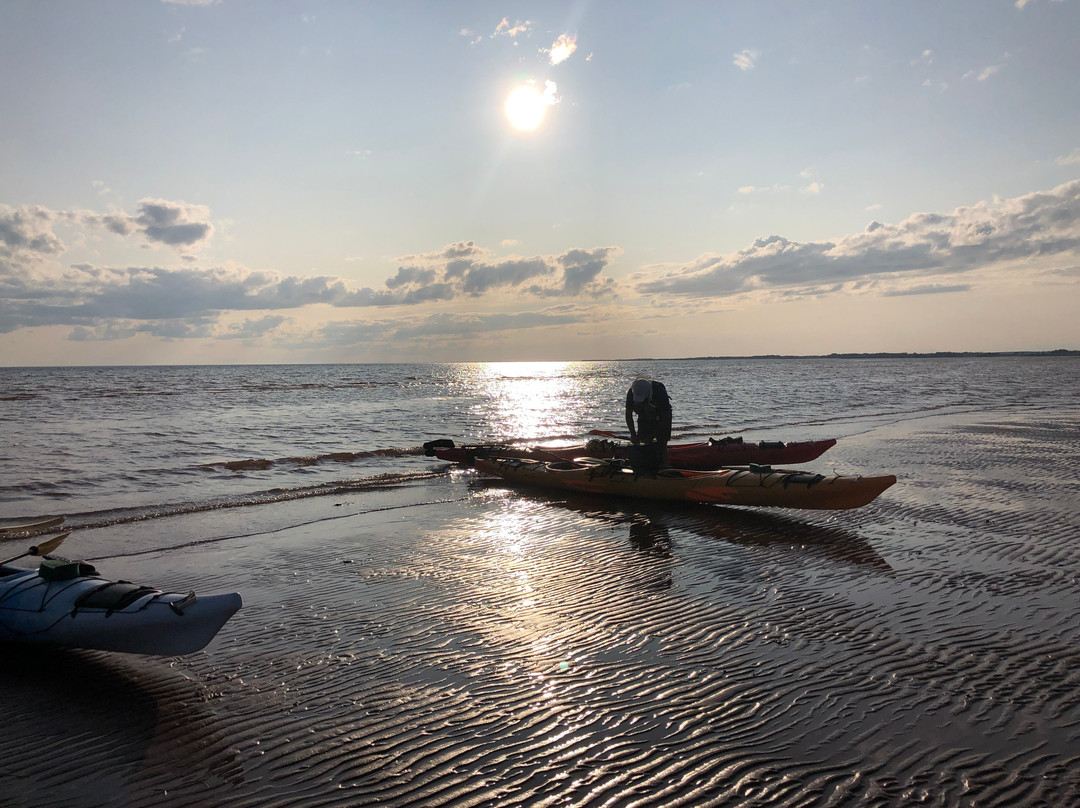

505,85,548,131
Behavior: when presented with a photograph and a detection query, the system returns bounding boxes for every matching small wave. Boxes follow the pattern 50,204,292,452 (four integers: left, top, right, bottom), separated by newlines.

37,468,452,536
96,390,182,398
202,446,425,473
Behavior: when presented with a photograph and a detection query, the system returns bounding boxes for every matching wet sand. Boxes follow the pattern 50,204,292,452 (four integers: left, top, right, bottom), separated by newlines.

2,408,1079,807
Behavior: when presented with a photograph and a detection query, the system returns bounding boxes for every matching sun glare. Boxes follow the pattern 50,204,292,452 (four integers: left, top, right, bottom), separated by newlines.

505,85,548,131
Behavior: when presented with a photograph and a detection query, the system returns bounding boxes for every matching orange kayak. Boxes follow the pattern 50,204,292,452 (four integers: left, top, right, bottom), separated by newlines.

472,456,896,511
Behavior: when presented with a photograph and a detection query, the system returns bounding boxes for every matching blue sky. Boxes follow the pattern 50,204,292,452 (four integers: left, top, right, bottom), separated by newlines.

1,0,1077,364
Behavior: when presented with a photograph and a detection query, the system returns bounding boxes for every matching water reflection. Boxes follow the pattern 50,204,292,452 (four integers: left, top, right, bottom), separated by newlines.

472,478,890,571
626,515,673,558
452,361,617,443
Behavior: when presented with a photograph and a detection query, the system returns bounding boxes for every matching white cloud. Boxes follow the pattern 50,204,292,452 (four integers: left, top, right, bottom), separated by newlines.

733,49,759,71
882,283,972,297
493,18,532,38
911,49,934,68
0,205,67,261
1056,148,1080,165
734,183,793,195
964,55,1009,82
221,315,289,340
459,28,483,45
635,180,1080,299
548,33,577,65
0,218,621,338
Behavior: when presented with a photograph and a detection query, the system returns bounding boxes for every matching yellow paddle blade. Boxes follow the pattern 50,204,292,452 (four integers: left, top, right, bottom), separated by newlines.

31,531,71,557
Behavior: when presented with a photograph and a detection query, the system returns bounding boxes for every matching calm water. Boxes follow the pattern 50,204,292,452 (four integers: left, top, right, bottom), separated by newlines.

3,357,1080,807
1,357,1076,523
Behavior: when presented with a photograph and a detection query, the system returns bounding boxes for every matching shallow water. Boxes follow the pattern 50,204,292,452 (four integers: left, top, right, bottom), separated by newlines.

1,357,1075,522
1,360,1079,806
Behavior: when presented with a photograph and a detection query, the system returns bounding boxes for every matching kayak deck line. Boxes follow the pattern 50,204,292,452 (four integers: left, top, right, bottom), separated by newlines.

424,435,838,471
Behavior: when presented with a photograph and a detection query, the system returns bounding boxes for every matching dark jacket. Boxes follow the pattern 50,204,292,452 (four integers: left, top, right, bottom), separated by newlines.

625,381,672,444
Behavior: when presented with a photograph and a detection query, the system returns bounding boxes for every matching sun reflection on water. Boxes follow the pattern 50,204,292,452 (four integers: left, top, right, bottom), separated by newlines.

456,360,603,442
470,497,578,673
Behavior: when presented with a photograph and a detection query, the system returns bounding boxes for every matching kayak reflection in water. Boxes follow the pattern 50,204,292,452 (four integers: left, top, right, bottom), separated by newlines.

625,378,673,473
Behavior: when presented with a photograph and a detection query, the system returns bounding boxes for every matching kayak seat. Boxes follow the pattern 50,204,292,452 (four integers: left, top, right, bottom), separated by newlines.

782,473,827,488
74,582,161,615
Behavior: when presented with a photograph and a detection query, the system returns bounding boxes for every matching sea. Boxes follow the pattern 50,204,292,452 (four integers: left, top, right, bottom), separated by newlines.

1,356,1076,524
3,356,1080,806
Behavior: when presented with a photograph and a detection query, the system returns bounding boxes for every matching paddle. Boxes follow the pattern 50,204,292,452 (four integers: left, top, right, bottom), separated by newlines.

0,515,65,537
1,532,71,566
587,429,629,440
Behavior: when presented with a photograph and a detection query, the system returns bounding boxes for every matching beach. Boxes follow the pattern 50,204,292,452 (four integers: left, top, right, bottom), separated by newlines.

3,400,1078,807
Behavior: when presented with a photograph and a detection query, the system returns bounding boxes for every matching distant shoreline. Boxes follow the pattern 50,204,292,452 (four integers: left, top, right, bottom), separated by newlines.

1,350,1077,370
671,350,1080,361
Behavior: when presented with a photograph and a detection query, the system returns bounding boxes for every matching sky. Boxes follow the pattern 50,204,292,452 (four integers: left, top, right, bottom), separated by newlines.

1,0,1078,366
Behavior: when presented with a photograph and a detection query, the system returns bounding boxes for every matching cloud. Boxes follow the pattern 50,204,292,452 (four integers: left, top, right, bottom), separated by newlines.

557,248,619,295
220,315,289,340
964,55,1009,82
733,49,760,71
385,243,617,300
0,206,67,260
965,64,1005,81
493,18,532,38
548,34,577,65
881,283,972,297
634,180,1080,299
911,49,934,68
0,212,621,338
135,199,214,247
1057,148,1080,166
69,316,219,341
59,198,216,252
316,309,588,349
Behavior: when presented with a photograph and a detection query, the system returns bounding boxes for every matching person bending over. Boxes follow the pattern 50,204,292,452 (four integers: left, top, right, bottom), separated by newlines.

625,378,672,467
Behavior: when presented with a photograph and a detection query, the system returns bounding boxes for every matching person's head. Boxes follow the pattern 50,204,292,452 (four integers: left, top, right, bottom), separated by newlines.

631,378,652,402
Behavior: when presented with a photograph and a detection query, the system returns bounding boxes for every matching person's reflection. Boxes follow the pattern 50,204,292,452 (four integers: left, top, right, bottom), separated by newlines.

627,515,672,558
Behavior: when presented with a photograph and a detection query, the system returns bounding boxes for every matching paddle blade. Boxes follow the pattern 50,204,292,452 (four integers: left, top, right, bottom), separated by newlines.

31,531,71,557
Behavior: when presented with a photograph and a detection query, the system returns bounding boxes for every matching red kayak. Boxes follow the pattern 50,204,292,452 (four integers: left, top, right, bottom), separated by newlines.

423,435,836,471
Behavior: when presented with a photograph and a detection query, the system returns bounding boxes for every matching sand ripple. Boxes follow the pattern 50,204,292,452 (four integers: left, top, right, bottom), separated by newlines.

2,412,1079,805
